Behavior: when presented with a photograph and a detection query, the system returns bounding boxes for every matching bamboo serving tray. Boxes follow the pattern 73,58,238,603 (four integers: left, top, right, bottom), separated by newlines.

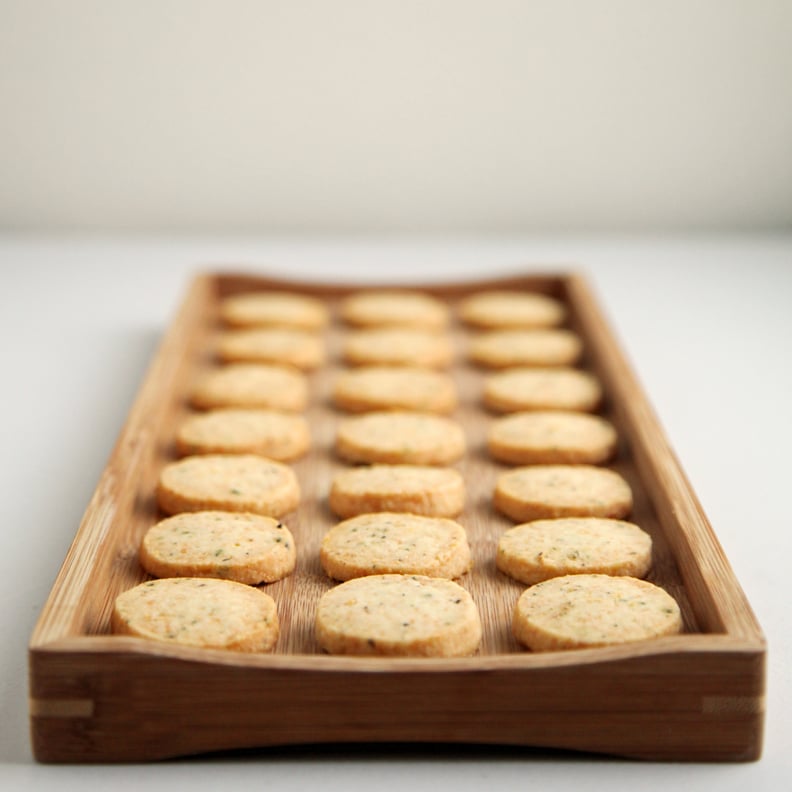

29,271,766,763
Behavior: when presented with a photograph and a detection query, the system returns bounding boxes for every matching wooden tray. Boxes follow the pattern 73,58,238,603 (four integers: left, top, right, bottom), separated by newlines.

28,271,766,762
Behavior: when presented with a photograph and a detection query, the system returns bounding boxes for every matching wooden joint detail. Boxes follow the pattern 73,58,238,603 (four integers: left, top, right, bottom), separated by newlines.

702,696,765,715
29,697,94,719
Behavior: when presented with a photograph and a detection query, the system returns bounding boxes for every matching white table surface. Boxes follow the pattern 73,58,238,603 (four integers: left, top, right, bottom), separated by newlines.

1,234,789,790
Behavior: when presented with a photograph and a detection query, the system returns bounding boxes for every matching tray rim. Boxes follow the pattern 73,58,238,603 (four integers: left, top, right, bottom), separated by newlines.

30,629,763,669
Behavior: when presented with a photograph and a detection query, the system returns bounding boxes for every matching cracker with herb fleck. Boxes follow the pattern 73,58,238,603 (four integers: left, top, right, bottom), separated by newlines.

336,411,465,465
140,511,296,584
321,513,471,581
487,410,618,465
458,290,566,329
333,366,458,414
468,329,582,369
157,454,300,517
329,465,465,518
496,517,652,585
220,291,329,330
176,409,310,461
512,574,682,651
343,328,453,369
483,367,602,413
217,328,325,370
340,290,450,329
494,464,632,522
190,363,308,412
112,577,280,652
315,574,481,656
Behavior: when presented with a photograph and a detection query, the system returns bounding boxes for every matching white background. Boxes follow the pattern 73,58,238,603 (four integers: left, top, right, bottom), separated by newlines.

1,0,791,233
0,236,790,790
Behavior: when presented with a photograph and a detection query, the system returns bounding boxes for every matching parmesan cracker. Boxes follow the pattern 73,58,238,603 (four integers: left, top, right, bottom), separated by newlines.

112,577,280,652
336,411,466,466
340,290,450,329
220,291,329,330
496,517,652,584
176,409,310,461
343,328,453,369
487,410,618,465
333,366,458,414
217,328,325,370
483,367,602,413
494,464,632,522
140,511,296,584
329,465,465,518
468,329,582,369
321,512,472,580
512,574,682,651
459,290,565,329
315,574,482,656
157,454,300,517
190,364,308,412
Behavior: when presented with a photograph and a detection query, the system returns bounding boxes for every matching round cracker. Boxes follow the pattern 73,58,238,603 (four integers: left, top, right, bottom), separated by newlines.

343,328,454,369
496,517,652,584
190,364,308,412
216,328,325,370
321,513,472,581
140,511,297,584
458,290,565,329
336,411,466,466
176,409,310,461
468,329,582,369
340,290,449,329
315,574,481,656
483,367,603,413
333,367,458,414
220,291,329,330
112,577,280,652
512,574,682,651
487,410,618,465
157,454,300,517
493,465,632,522
329,465,465,518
